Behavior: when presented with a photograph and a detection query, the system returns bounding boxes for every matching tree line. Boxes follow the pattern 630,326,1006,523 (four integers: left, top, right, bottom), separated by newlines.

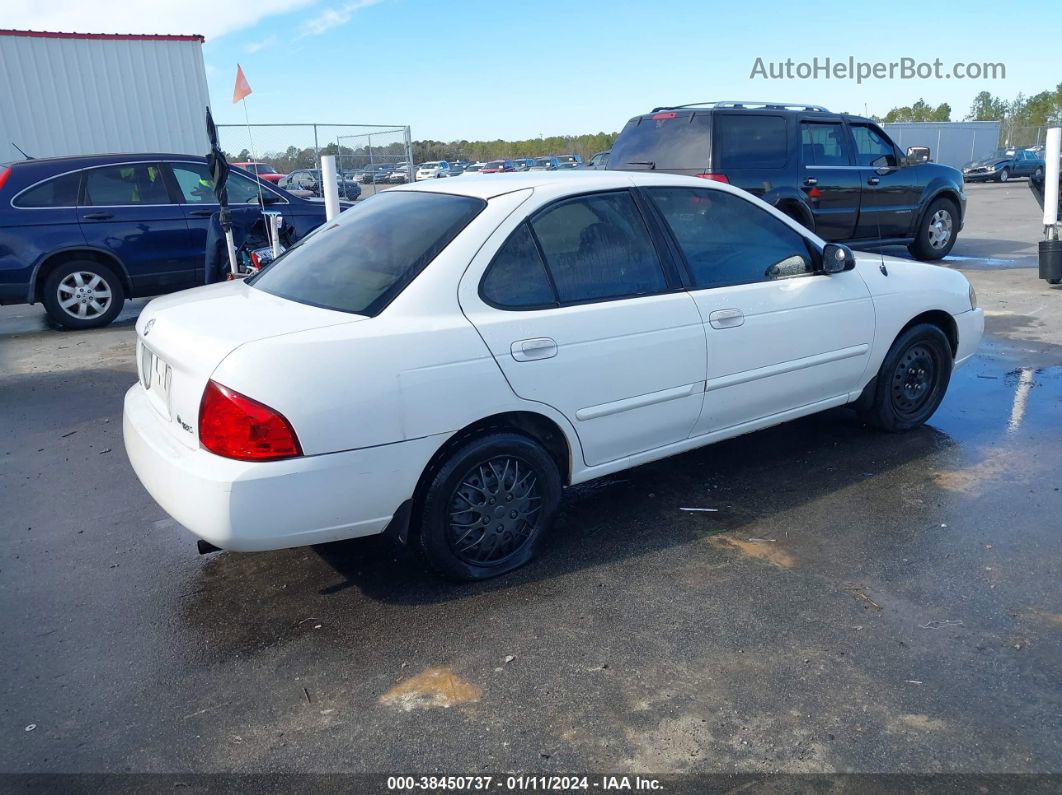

876,83,1062,147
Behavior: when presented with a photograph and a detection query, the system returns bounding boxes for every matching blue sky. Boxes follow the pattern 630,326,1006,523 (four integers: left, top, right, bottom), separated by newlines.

12,0,1062,141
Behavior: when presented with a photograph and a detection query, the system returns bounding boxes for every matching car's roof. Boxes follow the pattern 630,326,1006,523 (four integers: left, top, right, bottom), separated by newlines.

8,152,205,169
388,169,721,200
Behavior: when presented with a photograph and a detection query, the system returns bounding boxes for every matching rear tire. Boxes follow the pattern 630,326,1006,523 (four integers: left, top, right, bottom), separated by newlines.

858,324,952,432
41,260,125,330
908,198,958,261
416,432,562,581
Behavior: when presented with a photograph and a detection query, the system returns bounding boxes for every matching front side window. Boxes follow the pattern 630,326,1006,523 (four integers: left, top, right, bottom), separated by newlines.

251,191,485,316
480,223,556,309
714,114,788,169
529,191,666,303
850,124,897,167
82,164,169,206
801,122,849,166
171,163,268,204
647,187,815,289
13,172,81,208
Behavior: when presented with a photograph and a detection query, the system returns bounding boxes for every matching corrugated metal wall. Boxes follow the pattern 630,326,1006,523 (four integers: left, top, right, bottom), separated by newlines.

0,34,210,161
882,122,1002,170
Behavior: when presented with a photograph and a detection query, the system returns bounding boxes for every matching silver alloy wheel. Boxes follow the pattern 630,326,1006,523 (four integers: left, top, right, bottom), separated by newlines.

57,271,112,319
927,209,953,250
999,168,1009,182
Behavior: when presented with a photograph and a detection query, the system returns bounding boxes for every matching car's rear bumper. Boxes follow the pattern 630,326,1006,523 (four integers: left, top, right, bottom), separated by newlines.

954,308,984,369
123,384,442,552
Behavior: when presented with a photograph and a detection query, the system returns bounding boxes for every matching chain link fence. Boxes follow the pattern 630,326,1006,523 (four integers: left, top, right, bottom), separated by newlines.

216,123,414,188
1000,125,1050,149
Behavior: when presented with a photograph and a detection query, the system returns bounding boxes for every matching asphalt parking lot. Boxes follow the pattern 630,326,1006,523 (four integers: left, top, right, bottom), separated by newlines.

1,181,1060,776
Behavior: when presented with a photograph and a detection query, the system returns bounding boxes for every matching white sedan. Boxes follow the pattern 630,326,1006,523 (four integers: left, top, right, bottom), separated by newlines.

124,171,983,580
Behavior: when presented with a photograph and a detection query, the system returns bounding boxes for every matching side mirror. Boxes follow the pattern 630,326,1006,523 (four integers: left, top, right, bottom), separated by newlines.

822,243,855,274
906,146,931,164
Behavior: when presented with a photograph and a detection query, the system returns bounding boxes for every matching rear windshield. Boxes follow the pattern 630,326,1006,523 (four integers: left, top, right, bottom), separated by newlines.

250,191,485,316
609,113,711,171
485,161,505,167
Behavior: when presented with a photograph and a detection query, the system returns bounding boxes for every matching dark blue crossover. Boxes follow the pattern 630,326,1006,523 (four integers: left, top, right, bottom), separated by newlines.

0,153,338,328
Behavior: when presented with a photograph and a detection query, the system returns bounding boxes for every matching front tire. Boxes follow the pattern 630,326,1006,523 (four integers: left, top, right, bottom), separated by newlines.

908,198,958,261
416,432,562,581
998,168,1010,183
42,260,125,329
1033,167,1044,181
858,324,953,432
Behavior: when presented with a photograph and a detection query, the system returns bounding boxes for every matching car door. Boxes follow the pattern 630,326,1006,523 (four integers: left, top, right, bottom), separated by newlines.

77,162,198,296
848,122,922,240
166,161,287,282
643,185,874,435
461,189,707,467
799,119,861,240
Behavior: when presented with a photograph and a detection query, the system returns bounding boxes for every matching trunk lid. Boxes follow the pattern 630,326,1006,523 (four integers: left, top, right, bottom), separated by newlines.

134,280,365,449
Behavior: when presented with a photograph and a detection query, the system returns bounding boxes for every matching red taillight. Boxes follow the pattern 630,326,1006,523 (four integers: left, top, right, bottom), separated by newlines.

198,380,302,461
0,168,11,191
696,173,729,183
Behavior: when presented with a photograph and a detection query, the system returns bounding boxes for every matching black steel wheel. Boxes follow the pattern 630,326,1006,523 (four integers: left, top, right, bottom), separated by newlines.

859,323,953,432
417,432,561,580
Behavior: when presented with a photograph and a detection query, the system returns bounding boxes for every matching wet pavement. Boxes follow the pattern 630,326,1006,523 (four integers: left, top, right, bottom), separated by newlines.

1,183,1060,775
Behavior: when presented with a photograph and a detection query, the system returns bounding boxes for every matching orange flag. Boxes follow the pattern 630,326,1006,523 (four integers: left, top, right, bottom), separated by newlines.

232,64,252,104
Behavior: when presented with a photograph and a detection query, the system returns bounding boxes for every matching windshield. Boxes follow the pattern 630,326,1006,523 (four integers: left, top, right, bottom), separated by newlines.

989,149,1016,158
419,162,439,169
250,191,485,316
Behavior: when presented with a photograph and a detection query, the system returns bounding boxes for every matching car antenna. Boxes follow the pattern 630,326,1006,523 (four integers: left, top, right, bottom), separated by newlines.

11,142,33,160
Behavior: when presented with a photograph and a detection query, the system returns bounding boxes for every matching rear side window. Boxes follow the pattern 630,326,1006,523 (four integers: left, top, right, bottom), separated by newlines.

609,113,711,171
647,187,815,289
714,114,788,169
800,122,849,166
251,191,485,316
481,223,556,309
529,191,666,303
82,164,169,206
13,172,81,208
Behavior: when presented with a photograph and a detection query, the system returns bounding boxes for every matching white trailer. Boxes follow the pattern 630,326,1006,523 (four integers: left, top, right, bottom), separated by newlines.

0,29,210,161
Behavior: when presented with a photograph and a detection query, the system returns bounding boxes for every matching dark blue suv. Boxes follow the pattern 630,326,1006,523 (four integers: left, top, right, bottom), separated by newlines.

0,153,336,328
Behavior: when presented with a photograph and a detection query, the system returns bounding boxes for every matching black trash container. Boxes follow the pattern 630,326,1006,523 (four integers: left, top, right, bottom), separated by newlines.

1040,239,1062,285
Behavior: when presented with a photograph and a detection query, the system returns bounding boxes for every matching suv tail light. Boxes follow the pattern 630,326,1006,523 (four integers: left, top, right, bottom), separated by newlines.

0,167,10,191
199,380,302,461
696,173,729,183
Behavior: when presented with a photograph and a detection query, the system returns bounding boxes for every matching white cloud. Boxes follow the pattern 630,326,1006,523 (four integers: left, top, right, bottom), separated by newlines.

3,0,316,41
300,0,381,37
245,35,278,53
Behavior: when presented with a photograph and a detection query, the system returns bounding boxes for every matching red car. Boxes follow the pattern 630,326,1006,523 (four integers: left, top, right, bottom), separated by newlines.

480,159,516,173
232,162,286,185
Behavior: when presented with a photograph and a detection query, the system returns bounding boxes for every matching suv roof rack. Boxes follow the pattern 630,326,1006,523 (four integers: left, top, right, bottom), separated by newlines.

649,101,831,113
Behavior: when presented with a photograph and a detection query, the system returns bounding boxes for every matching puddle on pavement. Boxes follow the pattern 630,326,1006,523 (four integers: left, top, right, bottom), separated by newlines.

709,536,795,569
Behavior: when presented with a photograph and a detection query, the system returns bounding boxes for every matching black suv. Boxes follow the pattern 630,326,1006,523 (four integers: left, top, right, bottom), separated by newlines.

608,101,966,260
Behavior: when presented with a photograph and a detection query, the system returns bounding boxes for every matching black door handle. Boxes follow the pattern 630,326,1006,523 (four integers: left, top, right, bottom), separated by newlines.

82,212,113,220
187,209,214,217
867,177,880,185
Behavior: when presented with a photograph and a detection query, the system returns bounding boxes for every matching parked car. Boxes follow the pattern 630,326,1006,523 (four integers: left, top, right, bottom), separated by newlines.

388,165,411,184
0,153,341,328
280,168,362,200
512,158,535,171
529,157,559,171
608,100,967,260
463,162,485,174
962,147,1045,183
231,162,285,185
588,150,610,169
555,154,584,166
449,162,466,177
416,161,452,180
480,160,516,173
359,164,394,184
124,170,983,580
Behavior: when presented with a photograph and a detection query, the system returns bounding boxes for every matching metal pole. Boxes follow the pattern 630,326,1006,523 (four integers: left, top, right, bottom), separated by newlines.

404,126,414,184
313,124,320,169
